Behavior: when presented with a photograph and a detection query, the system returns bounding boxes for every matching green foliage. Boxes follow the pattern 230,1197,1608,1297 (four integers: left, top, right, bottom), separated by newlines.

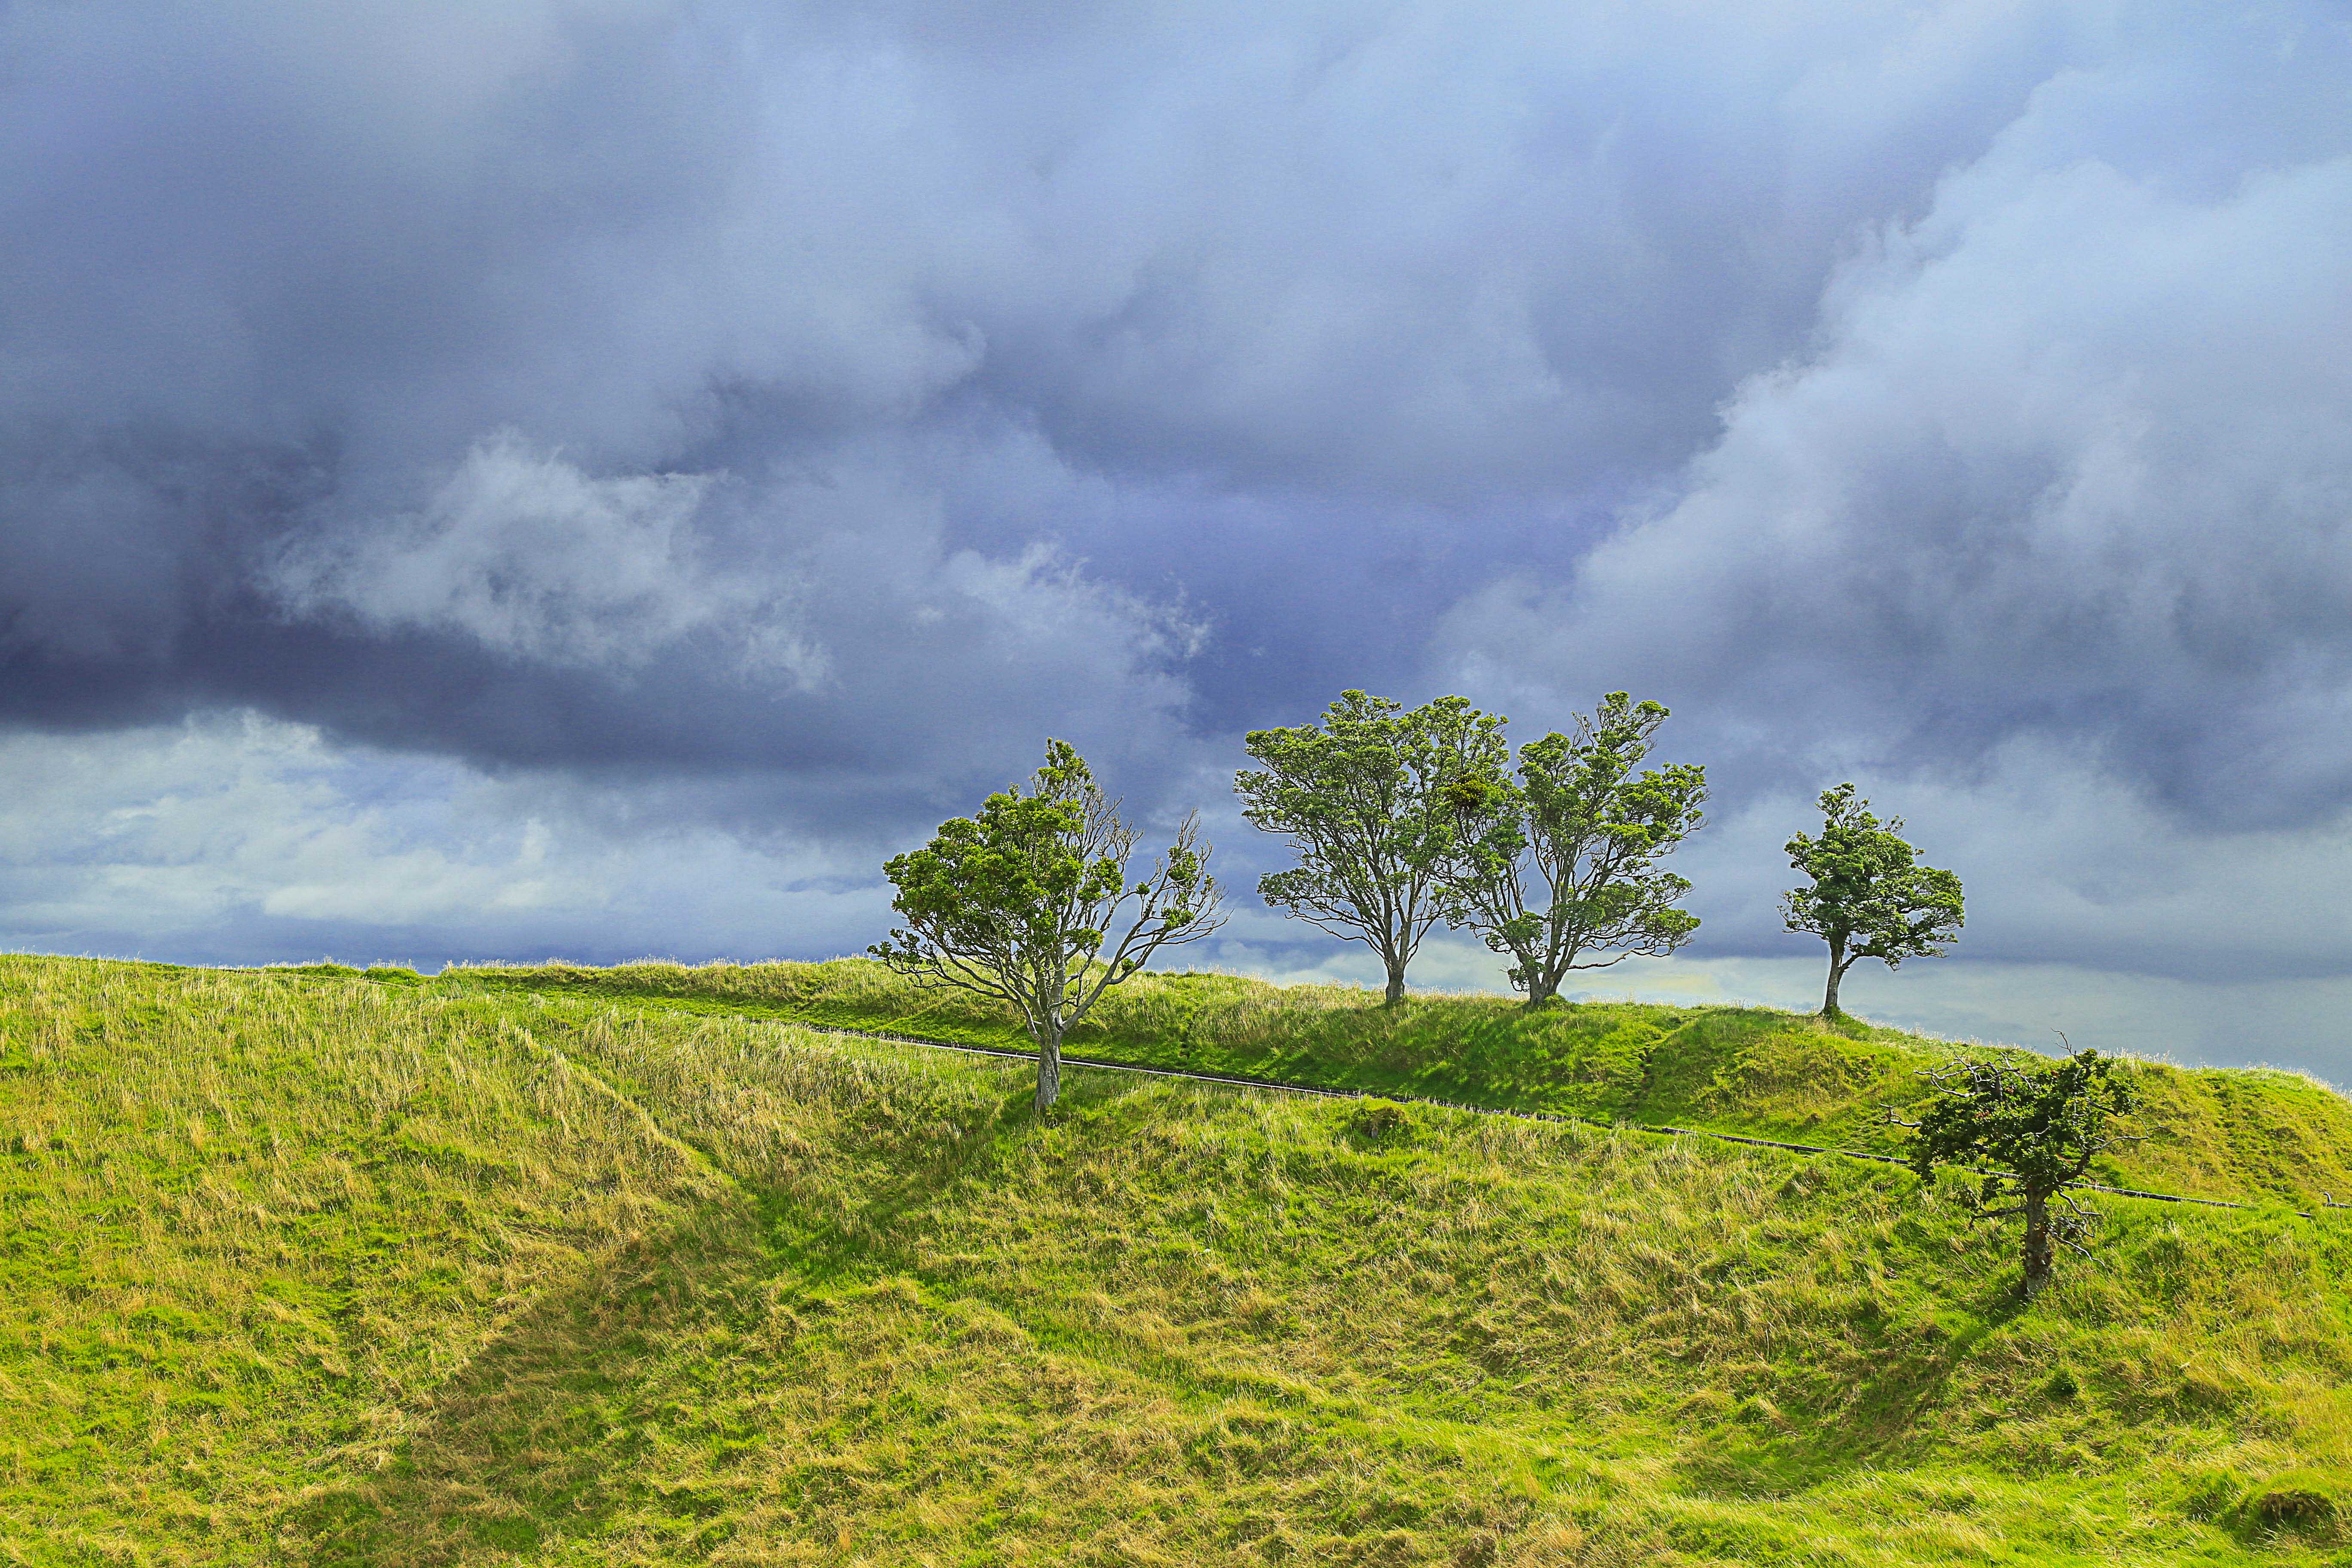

1785,782,1965,1017
5,954,2352,1565
1441,692,1707,1007
1902,1049,2143,1297
871,738,1223,1111
1237,691,1507,1004
1907,1050,2144,1203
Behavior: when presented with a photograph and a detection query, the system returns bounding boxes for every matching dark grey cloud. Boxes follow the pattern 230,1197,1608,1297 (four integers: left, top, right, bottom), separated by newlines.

4,0,2352,1048
1,0,2101,784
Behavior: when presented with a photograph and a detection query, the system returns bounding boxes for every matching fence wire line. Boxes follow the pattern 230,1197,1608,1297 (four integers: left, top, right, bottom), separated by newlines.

617,1000,2340,1222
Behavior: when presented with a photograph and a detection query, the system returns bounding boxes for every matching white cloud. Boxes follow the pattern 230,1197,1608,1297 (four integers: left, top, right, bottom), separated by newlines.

0,713,887,964
1435,122,2352,818
1653,735,2352,981
274,435,828,679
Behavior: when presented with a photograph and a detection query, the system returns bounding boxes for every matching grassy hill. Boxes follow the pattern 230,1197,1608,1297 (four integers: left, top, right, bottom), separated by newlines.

2,953,2349,1564
432,958,2352,1210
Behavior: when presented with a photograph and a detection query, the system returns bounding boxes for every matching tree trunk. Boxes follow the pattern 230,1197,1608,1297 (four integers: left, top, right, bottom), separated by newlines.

1382,954,1408,1007
2021,1190,2053,1297
1821,940,1847,1017
1034,1026,1063,1115
1521,968,1560,1009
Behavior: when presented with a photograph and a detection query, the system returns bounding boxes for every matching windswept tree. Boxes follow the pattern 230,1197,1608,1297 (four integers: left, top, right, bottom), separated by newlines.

1783,783,1963,1017
871,740,1224,1114
1440,692,1706,1009
1894,1048,2140,1298
1236,692,1507,1005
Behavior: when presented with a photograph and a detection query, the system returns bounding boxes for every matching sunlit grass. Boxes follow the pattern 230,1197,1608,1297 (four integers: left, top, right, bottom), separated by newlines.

440,956,2352,1208
2,954,2348,1564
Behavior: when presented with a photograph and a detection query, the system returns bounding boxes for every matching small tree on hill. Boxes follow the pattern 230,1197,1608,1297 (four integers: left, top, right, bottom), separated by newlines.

1783,783,1963,1018
871,740,1224,1114
1439,692,1706,1009
1236,691,1507,1005
1893,1047,2140,1298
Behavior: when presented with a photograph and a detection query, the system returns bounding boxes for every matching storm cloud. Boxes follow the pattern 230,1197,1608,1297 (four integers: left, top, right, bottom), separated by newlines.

4,0,2350,1070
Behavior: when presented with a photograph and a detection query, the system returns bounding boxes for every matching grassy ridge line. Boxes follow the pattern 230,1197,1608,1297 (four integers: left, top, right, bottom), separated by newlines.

399,957,2352,1209
404,967,2327,1220
10,953,2352,1565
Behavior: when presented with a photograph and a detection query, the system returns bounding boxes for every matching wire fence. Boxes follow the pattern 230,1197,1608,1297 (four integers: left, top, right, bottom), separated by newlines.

723,1009,2349,1221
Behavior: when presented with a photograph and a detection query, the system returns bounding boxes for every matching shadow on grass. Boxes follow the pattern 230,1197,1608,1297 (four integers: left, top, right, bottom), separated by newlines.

280,1075,1045,1564
765,1076,1045,1288
281,1191,780,1565
1672,1267,2035,1501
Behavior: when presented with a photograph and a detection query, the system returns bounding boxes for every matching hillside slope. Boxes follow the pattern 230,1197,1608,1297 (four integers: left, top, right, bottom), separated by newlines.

2,954,2349,1565
436,958,2352,1209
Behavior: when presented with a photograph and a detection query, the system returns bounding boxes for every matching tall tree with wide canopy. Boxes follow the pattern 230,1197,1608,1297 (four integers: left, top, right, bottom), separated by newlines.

1783,783,1964,1018
1237,692,1507,1004
871,740,1223,1113
1440,692,1706,1009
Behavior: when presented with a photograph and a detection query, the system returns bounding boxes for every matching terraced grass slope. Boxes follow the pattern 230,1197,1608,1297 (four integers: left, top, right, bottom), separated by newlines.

1,953,2349,1565
437,958,2352,1210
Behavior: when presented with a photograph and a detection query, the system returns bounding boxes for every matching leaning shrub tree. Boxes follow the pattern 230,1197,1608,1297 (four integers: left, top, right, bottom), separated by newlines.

1783,782,1963,1017
1440,692,1706,1008
871,740,1223,1113
1236,691,1507,1005
1894,1047,2140,1298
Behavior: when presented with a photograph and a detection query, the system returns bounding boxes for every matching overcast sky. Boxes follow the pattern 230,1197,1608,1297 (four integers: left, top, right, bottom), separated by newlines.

5,0,2350,1077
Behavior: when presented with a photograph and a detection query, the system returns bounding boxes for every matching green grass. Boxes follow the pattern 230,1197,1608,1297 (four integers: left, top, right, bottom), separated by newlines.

2,953,2349,1565
427,957,2352,1210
